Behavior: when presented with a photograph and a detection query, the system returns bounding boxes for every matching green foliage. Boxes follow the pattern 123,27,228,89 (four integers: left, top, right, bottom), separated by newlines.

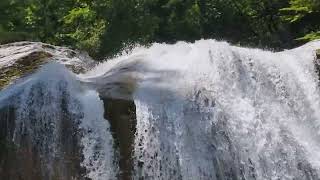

297,31,320,41
60,5,107,54
281,0,318,22
281,0,320,41
0,0,319,58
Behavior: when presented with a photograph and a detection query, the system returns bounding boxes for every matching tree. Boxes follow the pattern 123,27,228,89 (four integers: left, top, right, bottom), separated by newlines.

59,0,110,55
281,0,320,41
1,0,317,58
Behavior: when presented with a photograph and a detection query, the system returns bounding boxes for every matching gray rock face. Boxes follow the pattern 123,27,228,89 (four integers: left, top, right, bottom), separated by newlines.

0,41,96,89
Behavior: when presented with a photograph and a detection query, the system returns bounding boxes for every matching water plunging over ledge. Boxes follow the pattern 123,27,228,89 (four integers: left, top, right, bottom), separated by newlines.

1,40,320,180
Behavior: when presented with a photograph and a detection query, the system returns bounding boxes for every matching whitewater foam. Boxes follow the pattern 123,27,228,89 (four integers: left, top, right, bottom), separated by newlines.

87,40,320,179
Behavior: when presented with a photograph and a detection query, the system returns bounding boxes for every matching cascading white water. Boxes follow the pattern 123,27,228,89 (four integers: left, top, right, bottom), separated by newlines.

77,89,118,180
1,39,320,180
84,40,320,179
0,63,118,180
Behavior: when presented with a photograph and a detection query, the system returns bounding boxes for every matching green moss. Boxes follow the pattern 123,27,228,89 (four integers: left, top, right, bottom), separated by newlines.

316,49,320,59
0,51,52,89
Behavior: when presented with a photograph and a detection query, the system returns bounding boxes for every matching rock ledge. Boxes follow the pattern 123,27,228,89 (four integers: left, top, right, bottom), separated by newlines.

0,41,96,89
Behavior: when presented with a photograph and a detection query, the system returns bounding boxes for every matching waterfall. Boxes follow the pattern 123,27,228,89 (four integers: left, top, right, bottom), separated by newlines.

0,63,118,180
1,40,320,179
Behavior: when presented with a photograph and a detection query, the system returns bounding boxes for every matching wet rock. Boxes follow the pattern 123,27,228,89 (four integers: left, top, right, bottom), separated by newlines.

0,41,96,89
316,49,320,59
0,42,96,179
315,49,320,81
102,98,136,180
0,87,86,180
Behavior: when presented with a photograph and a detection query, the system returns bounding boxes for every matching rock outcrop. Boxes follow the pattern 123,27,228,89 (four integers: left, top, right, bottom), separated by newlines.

0,41,96,89
0,42,137,180
0,42,95,180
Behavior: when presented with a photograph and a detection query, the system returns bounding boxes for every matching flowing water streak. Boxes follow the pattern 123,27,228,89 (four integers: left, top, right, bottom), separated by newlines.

130,40,320,180
0,63,118,180
77,89,119,180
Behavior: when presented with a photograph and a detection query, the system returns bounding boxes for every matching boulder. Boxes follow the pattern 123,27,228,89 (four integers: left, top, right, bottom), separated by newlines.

0,41,137,180
0,41,96,89
0,42,97,180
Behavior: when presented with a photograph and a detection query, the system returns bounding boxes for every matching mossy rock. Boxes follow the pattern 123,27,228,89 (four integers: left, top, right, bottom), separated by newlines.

316,49,320,59
0,51,53,89
0,41,96,90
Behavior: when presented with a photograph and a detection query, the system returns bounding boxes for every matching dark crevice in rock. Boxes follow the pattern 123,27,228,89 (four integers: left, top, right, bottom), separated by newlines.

102,97,137,180
315,49,320,81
